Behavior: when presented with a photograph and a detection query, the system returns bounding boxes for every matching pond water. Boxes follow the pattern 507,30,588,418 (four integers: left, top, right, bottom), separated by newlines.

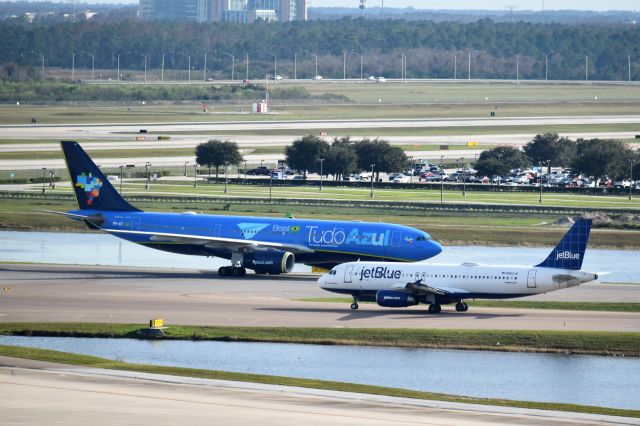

1,335,638,410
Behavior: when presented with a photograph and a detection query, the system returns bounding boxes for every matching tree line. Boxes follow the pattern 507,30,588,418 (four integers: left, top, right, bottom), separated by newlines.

476,133,640,182
2,18,640,81
197,134,640,183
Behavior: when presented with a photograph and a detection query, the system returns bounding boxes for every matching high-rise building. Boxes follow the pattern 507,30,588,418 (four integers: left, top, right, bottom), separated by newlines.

139,0,306,22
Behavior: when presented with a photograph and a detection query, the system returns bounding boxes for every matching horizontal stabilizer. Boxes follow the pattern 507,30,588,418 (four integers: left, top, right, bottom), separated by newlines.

38,209,104,227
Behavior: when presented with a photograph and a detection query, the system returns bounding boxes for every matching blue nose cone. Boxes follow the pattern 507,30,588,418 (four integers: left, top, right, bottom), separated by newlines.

427,239,443,259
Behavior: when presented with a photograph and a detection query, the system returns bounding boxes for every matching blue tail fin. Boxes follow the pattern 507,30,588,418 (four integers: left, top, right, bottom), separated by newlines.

535,219,592,270
61,141,140,212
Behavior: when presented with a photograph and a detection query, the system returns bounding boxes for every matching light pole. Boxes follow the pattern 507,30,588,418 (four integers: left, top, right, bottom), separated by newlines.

203,52,207,82
193,164,197,188
266,52,277,77
184,161,188,177
545,54,549,81
117,54,120,84
243,160,247,183
453,54,457,80
82,51,95,81
305,50,318,78
269,173,273,203
539,163,543,203
348,51,363,79
516,54,519,84
294,52,297,80
145,162,151,190
178,52,191,83
460,157,466,196
585,55,588,81
630,159,634,201
224,161,229,194
440,155,444,206
41,167,46,195
343,51,346,80
72,52,75,81
49,170,56,189
119,165,124,193
409,156,414,183
222,51,235,80
245,53,249,80
136,52,147,84
319,158,324,191
370,163,375,198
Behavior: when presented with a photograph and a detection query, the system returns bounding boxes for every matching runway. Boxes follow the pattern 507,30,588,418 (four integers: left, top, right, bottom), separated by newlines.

1,264,638,331
2,357,634,426
1,114,639,169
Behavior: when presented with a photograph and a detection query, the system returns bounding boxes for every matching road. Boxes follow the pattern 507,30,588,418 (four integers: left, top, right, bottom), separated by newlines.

2,358,635,426
1,264,638,331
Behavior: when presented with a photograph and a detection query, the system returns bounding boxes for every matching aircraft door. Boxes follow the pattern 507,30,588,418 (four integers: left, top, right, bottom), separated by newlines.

390,231,402,247
344,265,354,283
131,217,141,231
527,270,537,288
213,224,221,237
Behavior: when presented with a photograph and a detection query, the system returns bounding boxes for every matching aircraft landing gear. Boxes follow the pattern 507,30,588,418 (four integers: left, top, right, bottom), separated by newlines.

455,302,469,312
427,304,442,314
218,266,246,277
350,296,359,310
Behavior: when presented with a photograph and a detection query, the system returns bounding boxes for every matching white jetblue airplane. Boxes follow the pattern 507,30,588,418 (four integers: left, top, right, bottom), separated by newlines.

318,219,599,313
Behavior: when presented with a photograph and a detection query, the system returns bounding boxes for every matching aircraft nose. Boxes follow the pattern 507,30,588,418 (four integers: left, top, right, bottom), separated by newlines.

429,239,443,258
317,274,327,288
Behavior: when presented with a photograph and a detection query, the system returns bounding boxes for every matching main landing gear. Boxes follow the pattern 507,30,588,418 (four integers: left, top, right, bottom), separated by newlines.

427,304,441,314
218,266,246,277
455,302,469,312
350,296,359,310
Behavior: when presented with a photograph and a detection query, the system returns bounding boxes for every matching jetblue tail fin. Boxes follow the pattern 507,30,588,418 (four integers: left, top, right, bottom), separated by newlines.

535,219,592,270
61,141,140,212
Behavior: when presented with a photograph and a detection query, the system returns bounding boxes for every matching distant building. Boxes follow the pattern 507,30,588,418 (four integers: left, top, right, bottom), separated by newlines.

139,0,306,22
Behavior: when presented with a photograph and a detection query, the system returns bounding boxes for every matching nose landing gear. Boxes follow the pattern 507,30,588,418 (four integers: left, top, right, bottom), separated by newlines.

350,296,359,310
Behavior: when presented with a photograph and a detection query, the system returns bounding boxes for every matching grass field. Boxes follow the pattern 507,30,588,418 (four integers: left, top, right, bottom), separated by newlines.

2,81,640,125
1,322,638,356
1,344,637,417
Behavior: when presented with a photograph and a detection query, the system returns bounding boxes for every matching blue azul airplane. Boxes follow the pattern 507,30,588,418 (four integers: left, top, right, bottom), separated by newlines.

49,141,442,276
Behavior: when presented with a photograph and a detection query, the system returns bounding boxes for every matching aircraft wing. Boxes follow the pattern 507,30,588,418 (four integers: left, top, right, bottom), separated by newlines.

391,280,469,296
101,228,315,254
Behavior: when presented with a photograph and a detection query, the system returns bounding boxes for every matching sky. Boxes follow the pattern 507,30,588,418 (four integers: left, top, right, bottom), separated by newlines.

7,0,638,11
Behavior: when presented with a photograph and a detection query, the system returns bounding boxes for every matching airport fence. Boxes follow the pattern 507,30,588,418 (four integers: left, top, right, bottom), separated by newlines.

2,190,638,216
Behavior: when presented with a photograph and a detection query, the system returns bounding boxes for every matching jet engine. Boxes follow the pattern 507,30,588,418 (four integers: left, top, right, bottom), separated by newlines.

375,290,418,308
242,251,295,274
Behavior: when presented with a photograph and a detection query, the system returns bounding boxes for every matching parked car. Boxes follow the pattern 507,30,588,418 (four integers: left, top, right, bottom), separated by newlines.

388,173,404,181
392,175,410,183
312,75,323,80
271,75,283,80
271,172,287,179
291,175,305,181
248,166,271,176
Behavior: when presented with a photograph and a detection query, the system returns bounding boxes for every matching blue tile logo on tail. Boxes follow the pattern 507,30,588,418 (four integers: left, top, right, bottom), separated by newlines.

75,173,103,206
238,223,269,239
536,219,592,270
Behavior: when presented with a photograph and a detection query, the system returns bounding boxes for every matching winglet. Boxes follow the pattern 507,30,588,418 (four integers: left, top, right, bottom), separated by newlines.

535,219,592,270
61,141,140,212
